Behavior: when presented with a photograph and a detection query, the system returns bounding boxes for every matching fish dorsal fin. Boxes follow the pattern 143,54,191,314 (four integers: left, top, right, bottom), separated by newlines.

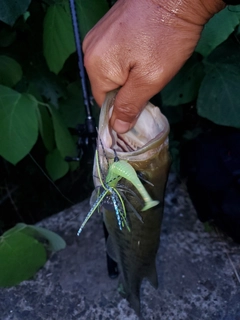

146,262,158,289
106,236,117,262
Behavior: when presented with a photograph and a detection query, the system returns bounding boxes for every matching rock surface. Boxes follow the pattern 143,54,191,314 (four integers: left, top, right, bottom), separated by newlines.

1,174,240,320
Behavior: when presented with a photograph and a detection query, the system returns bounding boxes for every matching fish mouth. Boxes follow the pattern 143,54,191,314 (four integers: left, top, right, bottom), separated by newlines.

100,101,169,157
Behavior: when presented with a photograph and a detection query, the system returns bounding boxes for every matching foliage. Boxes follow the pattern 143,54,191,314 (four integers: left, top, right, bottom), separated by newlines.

0,55,22,87
160,53,204,106
0,0,106,287
0,1,239,192
0,0,31,26
0,0,239,287
0,223,66,287
0,86,39,164
161,6,240,126
0,0,107,181
197,37,240,127
195,7,240,57
43,3,76,74
1,2,238,180
159,6,240,168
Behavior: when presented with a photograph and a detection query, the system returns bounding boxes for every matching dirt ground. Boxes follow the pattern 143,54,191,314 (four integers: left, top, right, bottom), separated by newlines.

1,173,240,320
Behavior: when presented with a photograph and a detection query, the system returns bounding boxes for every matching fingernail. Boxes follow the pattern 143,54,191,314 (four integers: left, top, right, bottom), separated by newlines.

112,119,131,133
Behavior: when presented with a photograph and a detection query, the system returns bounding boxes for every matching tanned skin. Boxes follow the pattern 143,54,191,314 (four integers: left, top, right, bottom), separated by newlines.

83,0,226,133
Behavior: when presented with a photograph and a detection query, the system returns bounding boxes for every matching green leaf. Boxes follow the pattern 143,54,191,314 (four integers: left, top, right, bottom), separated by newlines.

0,230,46,287
48,106,78,171
161,53,204,106
28,59,66,107
197,65,240,127
76,0,109,39
28,225,66,252
0,86,39,164
0,56,22,87
46,148,69,180
43,0,109,73
4,223,66,252
36,104,55,152
0,0,31,26
197,38,240,128
195,6,240,57
205,35,240,65
23,11,30,22
59,81,100,129
43,3,75,74
59,82,85,128
0,28,16,47
236,23,240,36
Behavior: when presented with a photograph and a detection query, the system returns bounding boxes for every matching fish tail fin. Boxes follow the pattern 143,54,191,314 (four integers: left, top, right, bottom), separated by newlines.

146,262,158,289
118,279,141,316
128,292,141,316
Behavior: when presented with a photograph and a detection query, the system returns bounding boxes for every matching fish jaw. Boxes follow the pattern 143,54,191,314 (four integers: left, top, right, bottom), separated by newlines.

96,90,169,161
93,91,171,315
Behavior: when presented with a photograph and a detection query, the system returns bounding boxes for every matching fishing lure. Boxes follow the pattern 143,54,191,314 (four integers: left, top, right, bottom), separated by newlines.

106,159,159,211
77,146,159,236
77,150,128,235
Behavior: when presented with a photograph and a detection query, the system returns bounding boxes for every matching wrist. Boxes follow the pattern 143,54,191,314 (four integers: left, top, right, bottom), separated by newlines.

152,0,226,25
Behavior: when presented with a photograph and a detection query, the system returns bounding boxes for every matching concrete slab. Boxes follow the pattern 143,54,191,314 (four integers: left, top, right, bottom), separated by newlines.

0,174,240,320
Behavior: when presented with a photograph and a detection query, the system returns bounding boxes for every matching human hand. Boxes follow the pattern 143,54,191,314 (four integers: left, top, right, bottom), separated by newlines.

83,0,225,133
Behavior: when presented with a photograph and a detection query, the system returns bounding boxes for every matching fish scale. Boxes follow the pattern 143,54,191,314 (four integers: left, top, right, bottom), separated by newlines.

94,90,171,316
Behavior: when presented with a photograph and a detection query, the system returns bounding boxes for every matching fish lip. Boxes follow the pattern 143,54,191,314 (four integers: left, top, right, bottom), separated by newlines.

98,90,170,160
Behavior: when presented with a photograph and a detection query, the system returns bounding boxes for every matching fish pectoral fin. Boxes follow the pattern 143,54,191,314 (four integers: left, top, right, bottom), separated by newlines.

106,236,117,262
146,262,158,289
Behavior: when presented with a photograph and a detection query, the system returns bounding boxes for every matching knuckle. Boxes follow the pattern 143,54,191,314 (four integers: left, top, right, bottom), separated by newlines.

83,51,98,73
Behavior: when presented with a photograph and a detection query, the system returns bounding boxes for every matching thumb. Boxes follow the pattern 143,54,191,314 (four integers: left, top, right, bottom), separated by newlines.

110,71,161,134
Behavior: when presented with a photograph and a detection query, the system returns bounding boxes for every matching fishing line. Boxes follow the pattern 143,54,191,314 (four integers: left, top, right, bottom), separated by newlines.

96,127,110,170
28,153,74,205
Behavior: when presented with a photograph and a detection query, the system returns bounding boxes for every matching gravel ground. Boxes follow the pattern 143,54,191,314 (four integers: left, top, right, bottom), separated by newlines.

1,173,240,320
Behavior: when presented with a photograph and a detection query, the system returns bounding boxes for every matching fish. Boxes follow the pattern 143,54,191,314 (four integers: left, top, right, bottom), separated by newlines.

92,90,171,316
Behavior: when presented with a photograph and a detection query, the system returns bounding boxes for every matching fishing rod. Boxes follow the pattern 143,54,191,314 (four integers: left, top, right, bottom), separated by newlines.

66,0,97,162
68,0,118,278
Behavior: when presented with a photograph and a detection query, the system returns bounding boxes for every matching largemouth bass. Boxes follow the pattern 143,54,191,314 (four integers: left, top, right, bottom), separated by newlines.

93,91,170,315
